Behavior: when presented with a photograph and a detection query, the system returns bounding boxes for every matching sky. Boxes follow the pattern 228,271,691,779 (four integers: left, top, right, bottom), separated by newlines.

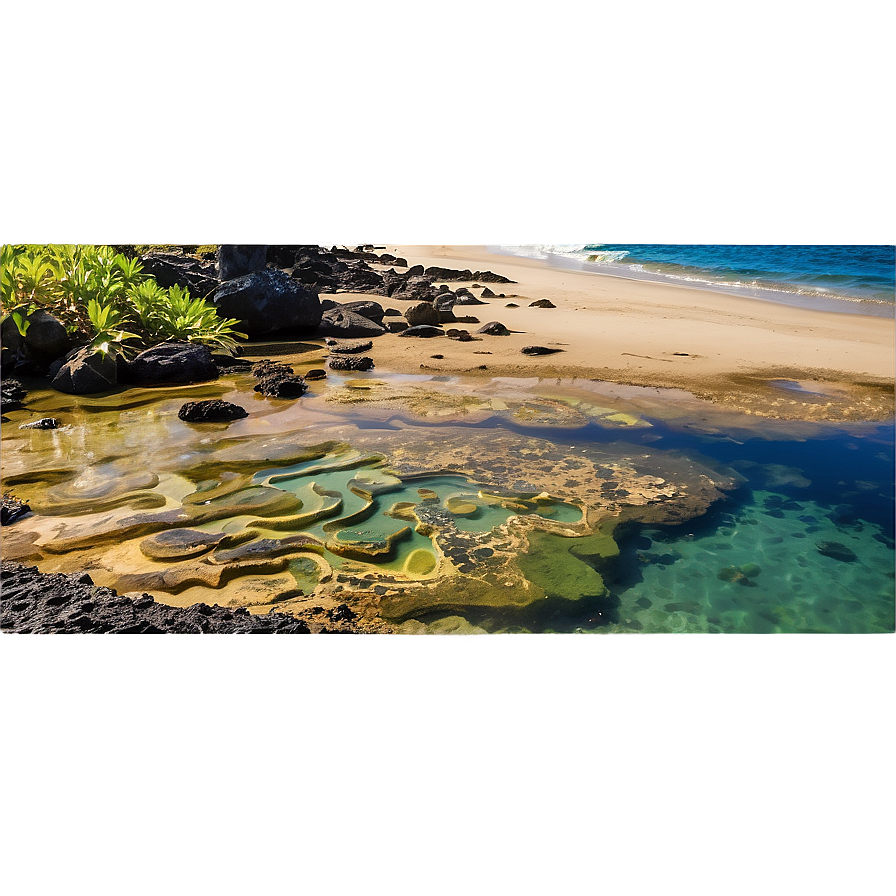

0,0,896,243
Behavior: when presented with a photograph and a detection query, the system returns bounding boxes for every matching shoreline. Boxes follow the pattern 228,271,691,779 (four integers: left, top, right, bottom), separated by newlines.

349,245,895,421
487,245,895,318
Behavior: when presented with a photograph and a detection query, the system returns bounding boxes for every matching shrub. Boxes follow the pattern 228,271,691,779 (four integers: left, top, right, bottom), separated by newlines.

1,244,245,357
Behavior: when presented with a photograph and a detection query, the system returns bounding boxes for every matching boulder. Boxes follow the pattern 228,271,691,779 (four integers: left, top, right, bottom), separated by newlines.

473,270,515,284
529,298,556,308
123,342,219,386
52,346,118,395
217,245,268,281
481,287,496,298
404,302,441,327
424,266,474,281
213,269,323,336
334,264,386,294
140,253,218,298
407,264,425,277
386,321,409,333
22,310,71,362
390,275,436,302
329,340,373,354
398,326,444,338
453,293,486,306
383,308,402,317
338,300,385,323
477,321,511,336
178,400,248,422
304,368,327,380
316,308,386,339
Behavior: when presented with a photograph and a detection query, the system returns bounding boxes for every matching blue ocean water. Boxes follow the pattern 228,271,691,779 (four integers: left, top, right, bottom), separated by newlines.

497,244,895,316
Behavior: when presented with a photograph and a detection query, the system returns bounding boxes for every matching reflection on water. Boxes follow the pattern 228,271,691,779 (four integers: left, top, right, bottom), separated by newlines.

2,371,893,633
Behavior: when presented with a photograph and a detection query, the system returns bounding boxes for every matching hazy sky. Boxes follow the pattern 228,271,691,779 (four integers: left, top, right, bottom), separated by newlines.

2,0,896,243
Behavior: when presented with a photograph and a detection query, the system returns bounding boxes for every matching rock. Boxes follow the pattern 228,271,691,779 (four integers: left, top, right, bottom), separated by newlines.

404,301,441,327
329,356,374,371
0,561,314,633
211,354,253,371
407,265,424,277
266,245,303,268
446,329,473,341
217,245,268,281
505,303,519,308
424,266,474,281
481,287,496,298
390,275,437,302
1,378,27,411
303,368,327,380
453,292,486,305
816,541,858,562
328,603,357,622
22,310,71,362
140,253,218,298
252,360,294,379
477,321,511,336
1,494,30,526
213,269,322,336
123,342,219,386
521,346,563,355
337,300,386,323
329,340,374,354
52,346,118,394
333,263,386,294
254,373,309,399
139,529,228,560
529,298,556,308
473,270,515,284
316,308,386,338
178,400,248,422
383,308,402,317
19,417,60,430
386,321,409,333
398,326,445,338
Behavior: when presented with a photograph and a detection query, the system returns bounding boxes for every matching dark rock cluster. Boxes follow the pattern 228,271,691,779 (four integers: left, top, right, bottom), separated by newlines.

1,494,30,526
0,562,312,634
328,356,375,371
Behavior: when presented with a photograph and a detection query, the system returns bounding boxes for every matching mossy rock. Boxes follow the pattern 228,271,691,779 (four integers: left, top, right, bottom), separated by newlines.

518,530,611,602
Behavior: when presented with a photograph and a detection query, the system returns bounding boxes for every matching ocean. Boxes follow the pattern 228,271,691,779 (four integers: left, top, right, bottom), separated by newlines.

496,244,895,317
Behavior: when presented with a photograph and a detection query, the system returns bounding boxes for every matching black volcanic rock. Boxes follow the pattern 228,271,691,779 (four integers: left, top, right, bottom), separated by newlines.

51,346,118,394
178,400,248,422
521,346,563,355
1,494,30,526
477,321,511,336
398,326,444,338
213,269,322,336
328,356,374,371
123,342,219,386
529,298,556,308
217,245,268,281
316,309,386,339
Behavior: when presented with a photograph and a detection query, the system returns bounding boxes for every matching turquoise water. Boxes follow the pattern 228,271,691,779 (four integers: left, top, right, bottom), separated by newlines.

497,244,895,316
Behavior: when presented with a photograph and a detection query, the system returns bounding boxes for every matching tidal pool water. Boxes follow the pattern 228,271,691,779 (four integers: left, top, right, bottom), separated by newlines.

2,371,893,633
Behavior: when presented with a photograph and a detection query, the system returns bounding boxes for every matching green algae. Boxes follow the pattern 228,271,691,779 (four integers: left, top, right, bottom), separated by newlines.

517,530,618,603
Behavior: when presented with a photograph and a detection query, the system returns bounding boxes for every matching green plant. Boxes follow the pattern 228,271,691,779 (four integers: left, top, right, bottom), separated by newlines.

1,244,246,357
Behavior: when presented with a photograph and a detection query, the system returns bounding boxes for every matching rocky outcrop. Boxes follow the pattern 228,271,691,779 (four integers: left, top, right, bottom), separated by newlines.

423,266,515,284
315,308,386,339
389,275,437,302
216,245,268,281
0,561,311,634
178,400,248,422
51,346,118,394
122,342,219,386
213,269,322,336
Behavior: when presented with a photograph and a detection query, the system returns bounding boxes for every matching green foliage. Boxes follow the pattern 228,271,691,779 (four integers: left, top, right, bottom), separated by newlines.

1,244,245,356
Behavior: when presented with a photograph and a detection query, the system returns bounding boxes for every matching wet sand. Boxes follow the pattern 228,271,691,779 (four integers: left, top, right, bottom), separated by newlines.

335,245,894,421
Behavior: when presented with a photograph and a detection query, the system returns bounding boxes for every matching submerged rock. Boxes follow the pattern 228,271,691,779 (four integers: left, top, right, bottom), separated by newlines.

254,373,309,398
178,400,248,422
816,541,858,562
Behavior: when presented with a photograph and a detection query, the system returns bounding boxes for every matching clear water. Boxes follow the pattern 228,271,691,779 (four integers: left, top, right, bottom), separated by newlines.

496,244,895,316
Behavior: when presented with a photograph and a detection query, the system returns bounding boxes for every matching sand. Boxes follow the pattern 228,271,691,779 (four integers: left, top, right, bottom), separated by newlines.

332,245,894,420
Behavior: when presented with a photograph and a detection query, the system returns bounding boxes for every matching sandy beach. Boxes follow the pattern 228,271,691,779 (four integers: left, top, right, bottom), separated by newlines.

327,245,895,420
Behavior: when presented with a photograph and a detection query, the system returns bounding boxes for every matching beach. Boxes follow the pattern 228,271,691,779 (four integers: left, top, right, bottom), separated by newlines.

335,245,895,420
